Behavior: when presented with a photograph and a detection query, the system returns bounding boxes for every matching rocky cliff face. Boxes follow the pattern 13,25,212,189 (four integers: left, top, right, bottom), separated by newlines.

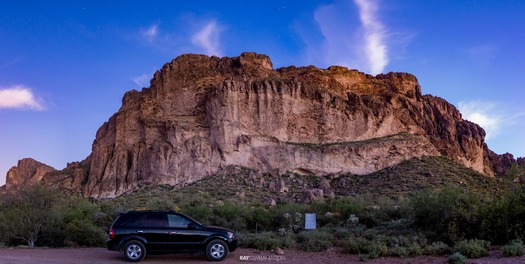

5,158,56,189
4,52,515,198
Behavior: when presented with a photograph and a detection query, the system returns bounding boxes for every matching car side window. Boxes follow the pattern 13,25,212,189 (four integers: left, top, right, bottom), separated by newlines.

133,213,167,228
167,214,191,228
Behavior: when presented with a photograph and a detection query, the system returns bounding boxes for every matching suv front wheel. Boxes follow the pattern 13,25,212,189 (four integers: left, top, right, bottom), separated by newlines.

123,240,146,262
206,239,228,261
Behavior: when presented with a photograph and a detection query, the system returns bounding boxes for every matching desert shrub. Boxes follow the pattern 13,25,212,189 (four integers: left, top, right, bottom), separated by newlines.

146,198,177,211
407,242,424,256
37,218,67,247
342,235,388,259
411,187,482,243
0,184,61,247
385,234,425,257
448,251,467,264
62,197,98,223
238,232,283,250
330,226,358,241
94,209,117,230
454,239,490,259
209,202,247,231
278,232,298,249
342,237,362,254
296,229,334,252
424,241,452,255
65,219,105,247
390,245,409,257
182,205,212,224
318,197,365,220
245,207,275,232
478,187,525,244
270,203,308,230
360,240,388,259
359,197,412,228
502,239,524,257
309,197,366,227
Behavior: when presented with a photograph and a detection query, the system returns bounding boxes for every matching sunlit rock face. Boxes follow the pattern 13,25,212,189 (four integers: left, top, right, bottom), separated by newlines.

5,52,503,198
5,158,56,189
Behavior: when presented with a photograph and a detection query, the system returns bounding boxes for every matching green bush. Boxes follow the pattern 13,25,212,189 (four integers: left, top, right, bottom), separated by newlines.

342,235,388,259
448,251,467,264
330,226,361,242
209,202,247,231
502,239,524,257
37,219,67,247
386,236,425,257
411,187,482,243
407,242,423,256
0,184,61,247
390,245,409,257
182,205,212,224
238,232,282,250
424,241,451,255
280,233,298,249
454,239,490,259
65,219,105,247
359,197,412,228
245,207,275,232
297,230,334,252
478,188,525,244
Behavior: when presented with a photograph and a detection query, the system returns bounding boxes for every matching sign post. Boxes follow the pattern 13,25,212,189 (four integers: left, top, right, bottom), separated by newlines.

305,213,316,230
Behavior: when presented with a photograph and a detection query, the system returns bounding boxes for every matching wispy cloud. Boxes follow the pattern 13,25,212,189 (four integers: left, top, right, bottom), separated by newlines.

140,24,159,42
191,20,223,56
0,85,45,110
354,0,388,74
299,0,391,75
132,73,151,88
136,18,224,57
457,100,525,140
461,44,498,66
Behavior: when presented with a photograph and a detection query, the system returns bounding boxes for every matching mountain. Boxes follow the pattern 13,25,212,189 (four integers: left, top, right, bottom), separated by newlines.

3,52,520,198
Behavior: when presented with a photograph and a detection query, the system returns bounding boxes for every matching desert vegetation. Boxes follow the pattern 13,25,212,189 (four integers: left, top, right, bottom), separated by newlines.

1,160,525,261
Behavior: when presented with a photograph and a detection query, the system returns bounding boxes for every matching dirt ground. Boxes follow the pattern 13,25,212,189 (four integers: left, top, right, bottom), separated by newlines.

0,247,524,264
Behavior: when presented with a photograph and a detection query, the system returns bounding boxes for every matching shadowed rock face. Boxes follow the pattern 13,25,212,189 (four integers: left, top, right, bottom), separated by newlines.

4,52,511,198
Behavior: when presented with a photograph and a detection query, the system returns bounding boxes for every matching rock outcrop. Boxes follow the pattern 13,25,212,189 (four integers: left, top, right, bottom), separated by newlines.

3,52,517,198
5,158,56,189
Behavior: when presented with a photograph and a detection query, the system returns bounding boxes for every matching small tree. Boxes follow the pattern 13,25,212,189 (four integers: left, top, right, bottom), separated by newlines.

0,185,60,247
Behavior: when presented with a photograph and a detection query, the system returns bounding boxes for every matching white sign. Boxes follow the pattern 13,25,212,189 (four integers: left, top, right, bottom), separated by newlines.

304,213,316,230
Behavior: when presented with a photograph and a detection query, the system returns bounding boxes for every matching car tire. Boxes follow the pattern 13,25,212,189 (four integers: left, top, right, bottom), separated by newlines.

122,240,146,262
206,239,229,261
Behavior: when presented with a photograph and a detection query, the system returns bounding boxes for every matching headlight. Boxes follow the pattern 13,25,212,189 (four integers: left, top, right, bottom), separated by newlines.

227,231,234,239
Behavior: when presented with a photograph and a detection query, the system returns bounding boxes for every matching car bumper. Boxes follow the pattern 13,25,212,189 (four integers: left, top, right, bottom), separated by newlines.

229,239,238,252
106,239,120,251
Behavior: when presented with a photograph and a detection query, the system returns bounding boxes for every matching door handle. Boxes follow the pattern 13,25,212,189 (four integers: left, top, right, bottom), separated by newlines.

137,230,144,233
169,231,178,235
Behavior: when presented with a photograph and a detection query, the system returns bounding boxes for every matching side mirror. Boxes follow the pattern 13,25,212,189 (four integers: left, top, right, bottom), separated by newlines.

188,223,199,230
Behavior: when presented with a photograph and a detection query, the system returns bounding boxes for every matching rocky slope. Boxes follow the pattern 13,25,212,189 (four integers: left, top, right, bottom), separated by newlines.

3,52,519,198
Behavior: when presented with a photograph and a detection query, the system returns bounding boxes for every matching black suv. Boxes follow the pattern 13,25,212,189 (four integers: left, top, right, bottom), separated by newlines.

107,210,237,262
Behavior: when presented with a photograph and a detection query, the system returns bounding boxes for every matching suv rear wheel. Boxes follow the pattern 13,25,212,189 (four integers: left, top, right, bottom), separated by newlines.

123,240,146,262
206,239,228,261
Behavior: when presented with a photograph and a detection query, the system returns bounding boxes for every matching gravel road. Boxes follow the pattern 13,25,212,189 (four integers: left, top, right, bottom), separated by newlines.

1,247,525,264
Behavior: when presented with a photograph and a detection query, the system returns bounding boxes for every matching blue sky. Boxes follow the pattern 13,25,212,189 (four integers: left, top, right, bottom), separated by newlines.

1,0,524,184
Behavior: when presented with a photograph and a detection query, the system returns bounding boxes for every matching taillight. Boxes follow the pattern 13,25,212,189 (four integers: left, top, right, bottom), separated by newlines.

109,228,115,239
